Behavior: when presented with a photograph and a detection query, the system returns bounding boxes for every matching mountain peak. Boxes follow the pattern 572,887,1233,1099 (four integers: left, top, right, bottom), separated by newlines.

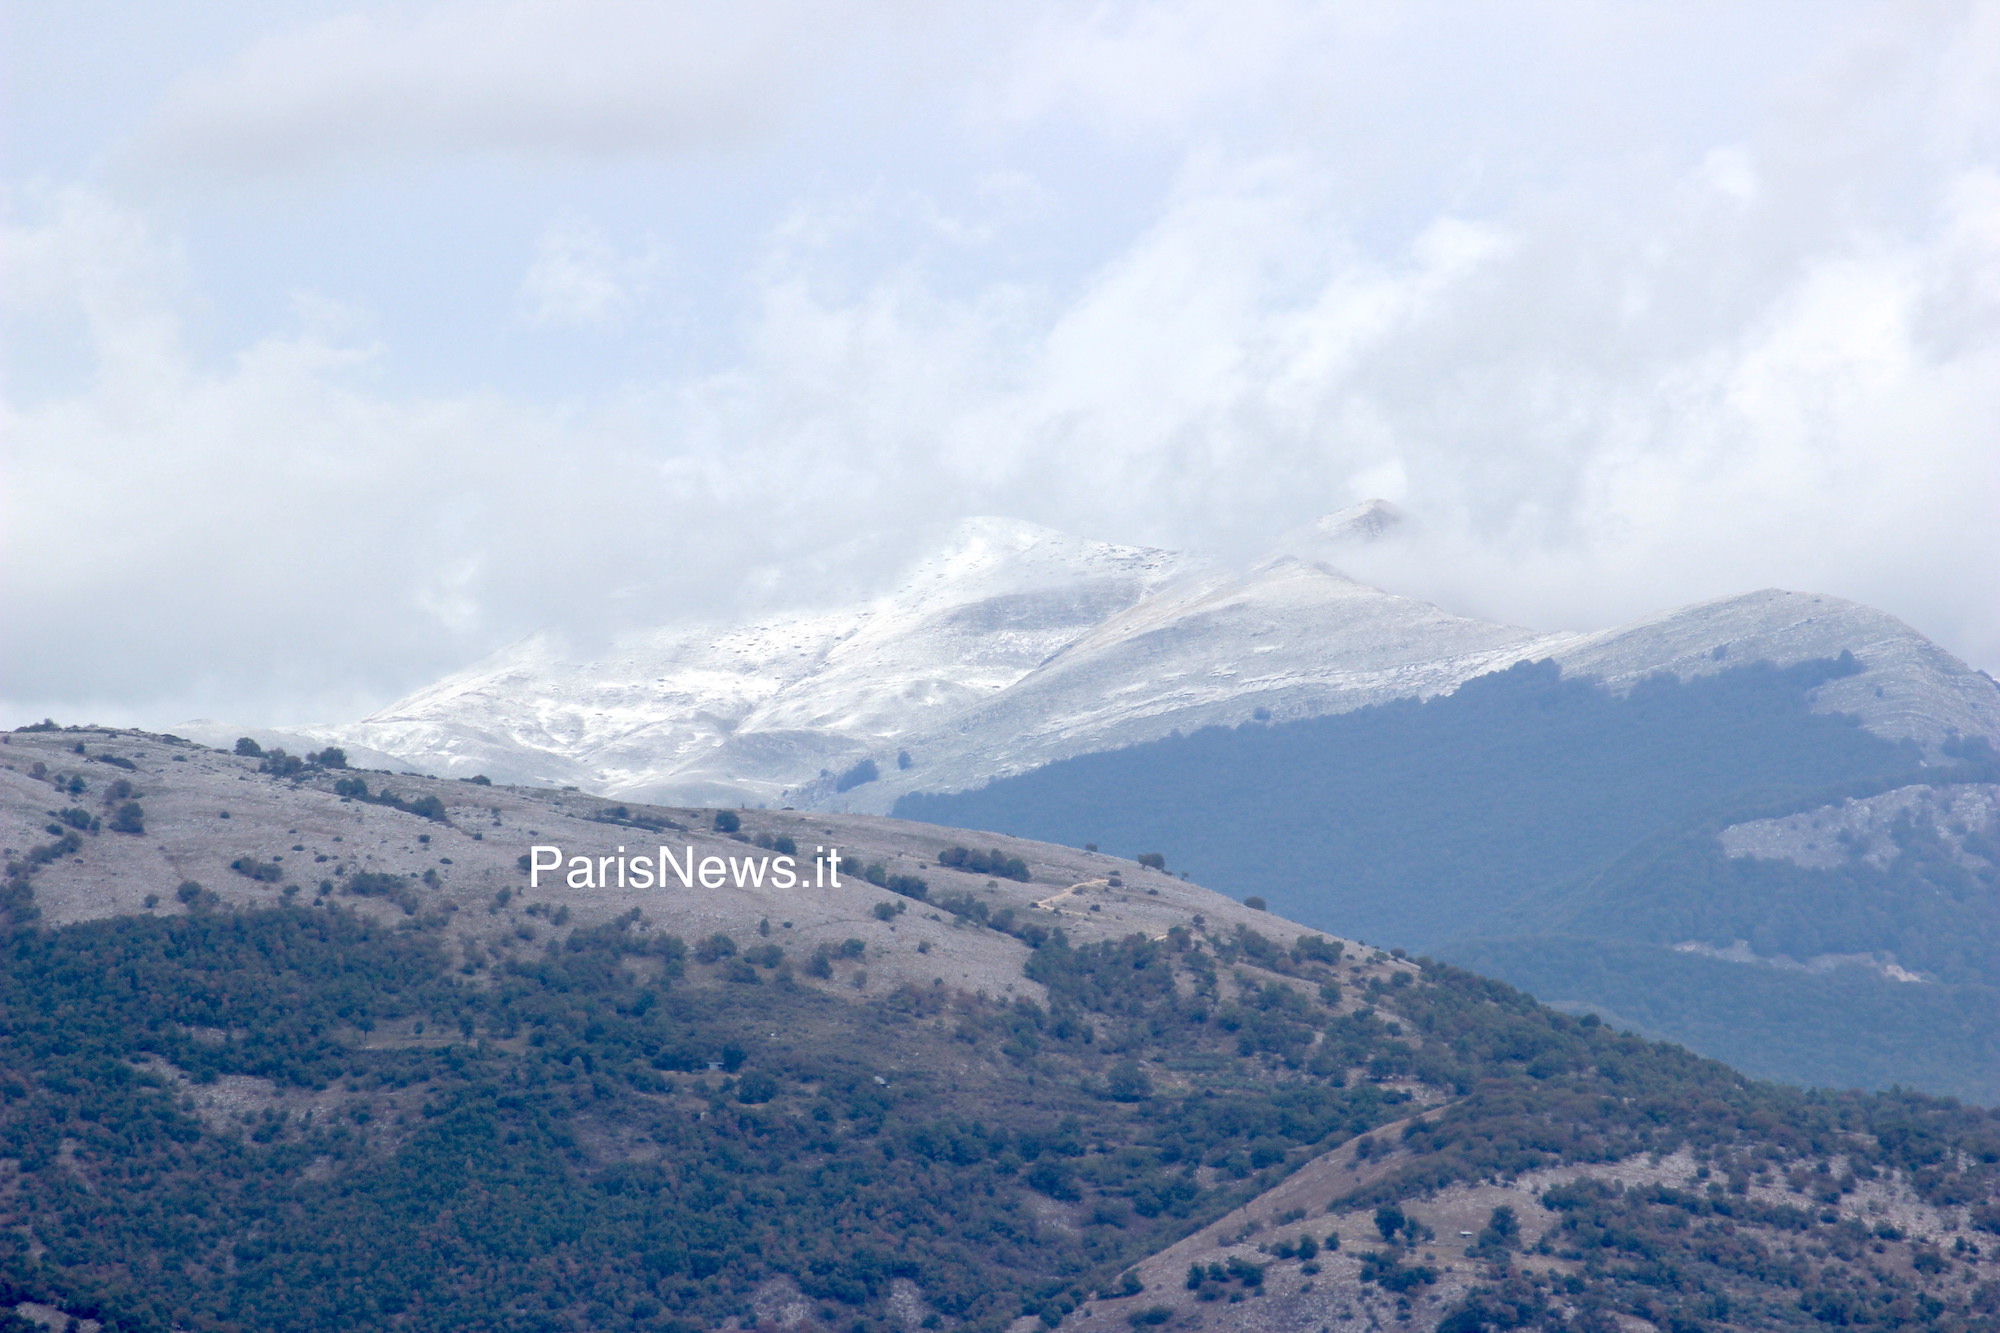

1315,498,1407,543
891,516,1188,611
1265,498,1408,567
317,511,2000,808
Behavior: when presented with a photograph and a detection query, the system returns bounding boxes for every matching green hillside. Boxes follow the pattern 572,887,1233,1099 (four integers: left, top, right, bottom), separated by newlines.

4,883,2000,1331
3,725,1998,1332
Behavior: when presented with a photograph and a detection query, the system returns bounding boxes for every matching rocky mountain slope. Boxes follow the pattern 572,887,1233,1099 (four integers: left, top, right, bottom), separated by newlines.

3,723,1999,1333
297,505,2000,811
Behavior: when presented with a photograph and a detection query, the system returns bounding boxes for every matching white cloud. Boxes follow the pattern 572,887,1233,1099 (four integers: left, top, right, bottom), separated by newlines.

124,0,863,181
5,0,1999,731
0,194,734,723
518,215,659,327
993,0,1328,135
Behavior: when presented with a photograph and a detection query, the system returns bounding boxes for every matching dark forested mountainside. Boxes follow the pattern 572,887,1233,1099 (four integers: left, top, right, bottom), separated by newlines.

1,724,1998,1333
892,658,2000,1102
1448,751,2000,1103
1444,934,2000,1104
1479,754,2000,986
895,656,1916,952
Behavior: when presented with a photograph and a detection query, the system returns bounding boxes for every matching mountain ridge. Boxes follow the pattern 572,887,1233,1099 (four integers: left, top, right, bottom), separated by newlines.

291,507,2000,811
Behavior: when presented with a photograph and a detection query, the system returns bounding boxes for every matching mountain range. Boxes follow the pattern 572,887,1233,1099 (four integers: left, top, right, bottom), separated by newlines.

216,506,2000,1107
291,503,2000,816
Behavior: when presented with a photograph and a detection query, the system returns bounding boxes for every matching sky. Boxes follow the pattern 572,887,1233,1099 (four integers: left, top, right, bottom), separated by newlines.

3,0,1997,729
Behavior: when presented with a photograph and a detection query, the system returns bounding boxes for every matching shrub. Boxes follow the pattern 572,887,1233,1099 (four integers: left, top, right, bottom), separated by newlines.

309,747,348,769
260,749,306,778
107,802,144,834
1226,1256,1264,1288
713,810,740,833
872,901,906,922
233,737,263,756
694,933,738,964
1136,853,1166,871
1293,935,1342,965
1470,1205,1520,1258
345,871,408,898
886,873,929,900
400,794,447,821
175,881,203,904
1105,1061,1152,1102
938,846,1030,881
1359,1250,1436,1291
835,758,879,792
334,777,368,798
1243,896,1267,910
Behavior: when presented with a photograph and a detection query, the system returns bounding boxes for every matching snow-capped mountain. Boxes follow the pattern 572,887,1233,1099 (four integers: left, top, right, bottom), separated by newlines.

308,503,2000,810
311,516,1193,804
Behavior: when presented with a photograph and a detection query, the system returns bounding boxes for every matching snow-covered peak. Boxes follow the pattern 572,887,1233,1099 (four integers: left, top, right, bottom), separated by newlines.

1263,498,1409,567
1312,498,1407,544
884,516,1189,613
316,515,2000,809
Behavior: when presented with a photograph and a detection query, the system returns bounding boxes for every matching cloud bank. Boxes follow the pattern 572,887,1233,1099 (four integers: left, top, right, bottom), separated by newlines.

3,1,1997,729
123,0,855,181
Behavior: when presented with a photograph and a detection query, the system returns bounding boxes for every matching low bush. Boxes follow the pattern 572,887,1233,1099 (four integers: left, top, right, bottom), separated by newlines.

938,846,1031,882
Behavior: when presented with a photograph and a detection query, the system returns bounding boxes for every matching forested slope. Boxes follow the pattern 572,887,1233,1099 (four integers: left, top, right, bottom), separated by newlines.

892,658,2000,1101
1,725,1996,1332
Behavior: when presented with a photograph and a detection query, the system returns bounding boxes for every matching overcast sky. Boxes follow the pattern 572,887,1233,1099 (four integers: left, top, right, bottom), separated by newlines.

4,0,1996,729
